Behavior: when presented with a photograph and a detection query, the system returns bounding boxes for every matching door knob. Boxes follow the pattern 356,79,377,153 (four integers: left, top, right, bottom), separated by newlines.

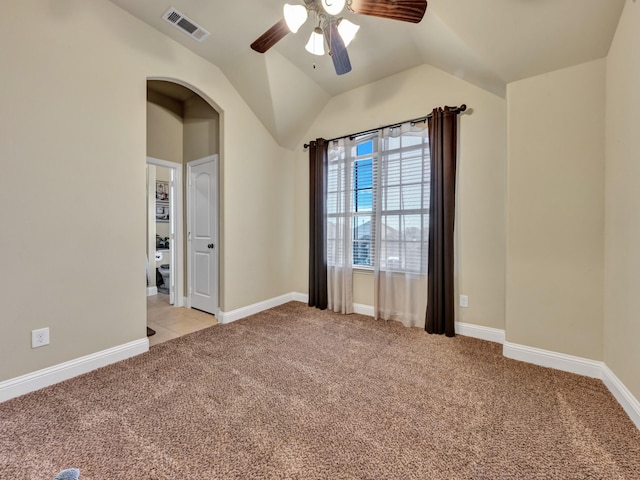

208,243,214,249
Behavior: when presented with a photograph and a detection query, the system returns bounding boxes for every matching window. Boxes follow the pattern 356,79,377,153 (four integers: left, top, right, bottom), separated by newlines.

376,129,430,274
353,139,374,267
327,125,430,274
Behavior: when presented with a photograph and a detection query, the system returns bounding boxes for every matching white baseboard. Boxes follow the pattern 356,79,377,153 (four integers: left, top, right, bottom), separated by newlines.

220,293,373,321
292,294,506,340
291,292,309,303
217,293,297,324
0,338,149,403
291,293,374,317
503,341,604,379
456,322,505,344
353,303,374,316
601,365,640,430
147,287,158,296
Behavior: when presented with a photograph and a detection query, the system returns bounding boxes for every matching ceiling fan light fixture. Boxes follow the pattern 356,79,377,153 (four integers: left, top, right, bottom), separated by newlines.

305,27,325,56
283,4,308,33
320,0,346,16
337,18,359,47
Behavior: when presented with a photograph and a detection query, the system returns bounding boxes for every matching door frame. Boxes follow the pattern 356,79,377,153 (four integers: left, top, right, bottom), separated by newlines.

186,154,219,315
147,157,184,307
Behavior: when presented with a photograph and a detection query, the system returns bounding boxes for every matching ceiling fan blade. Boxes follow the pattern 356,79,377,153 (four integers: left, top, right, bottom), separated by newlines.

351,0,427,24
250,19,289,53
327,19,352,75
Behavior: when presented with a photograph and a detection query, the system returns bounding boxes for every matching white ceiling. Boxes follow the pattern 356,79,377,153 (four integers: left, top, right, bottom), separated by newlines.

109,0,626,149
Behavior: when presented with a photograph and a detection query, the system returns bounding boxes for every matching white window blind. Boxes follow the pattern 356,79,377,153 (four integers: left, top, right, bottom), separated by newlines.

327,122,430,274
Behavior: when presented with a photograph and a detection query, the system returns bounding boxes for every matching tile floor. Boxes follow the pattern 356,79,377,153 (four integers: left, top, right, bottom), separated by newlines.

147,294,218,347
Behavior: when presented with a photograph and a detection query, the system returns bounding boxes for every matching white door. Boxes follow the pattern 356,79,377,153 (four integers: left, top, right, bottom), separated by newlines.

147,158,184,308
168,170,176,305
188,155,218,315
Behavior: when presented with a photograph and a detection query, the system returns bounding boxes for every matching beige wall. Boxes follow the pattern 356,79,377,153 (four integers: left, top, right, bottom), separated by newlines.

506,59,606,360
604,0,640,401
293,64,507,330
0,0,294,382
184,96,220,163
147,91,184,164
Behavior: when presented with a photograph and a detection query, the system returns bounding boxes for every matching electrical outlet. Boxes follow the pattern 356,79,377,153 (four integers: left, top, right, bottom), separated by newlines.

459,295,469,308
31,327,50,348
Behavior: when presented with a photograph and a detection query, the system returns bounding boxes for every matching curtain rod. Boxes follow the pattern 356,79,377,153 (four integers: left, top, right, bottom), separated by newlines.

303,104,467,150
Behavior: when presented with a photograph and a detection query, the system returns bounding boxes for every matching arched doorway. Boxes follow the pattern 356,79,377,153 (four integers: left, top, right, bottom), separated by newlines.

146,79,221,344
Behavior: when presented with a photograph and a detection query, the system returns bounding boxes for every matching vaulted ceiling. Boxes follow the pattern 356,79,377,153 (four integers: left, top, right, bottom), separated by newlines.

109,0,626,149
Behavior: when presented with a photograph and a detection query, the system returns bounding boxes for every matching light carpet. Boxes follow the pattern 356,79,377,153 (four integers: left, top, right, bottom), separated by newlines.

1,302,639,479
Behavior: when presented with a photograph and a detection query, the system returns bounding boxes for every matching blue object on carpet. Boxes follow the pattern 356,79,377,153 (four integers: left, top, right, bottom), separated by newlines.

54,469,80,480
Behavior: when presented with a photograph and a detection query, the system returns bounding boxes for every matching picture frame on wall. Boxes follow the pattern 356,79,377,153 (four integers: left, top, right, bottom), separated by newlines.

156,181,169,204
156,181,170,222
156,204,170,223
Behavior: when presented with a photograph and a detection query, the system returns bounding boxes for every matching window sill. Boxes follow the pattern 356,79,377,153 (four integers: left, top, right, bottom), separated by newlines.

352,267,426,277
353,266,374,275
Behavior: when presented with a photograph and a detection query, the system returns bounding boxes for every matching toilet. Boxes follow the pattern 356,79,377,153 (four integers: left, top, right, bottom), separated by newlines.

158,264,170,294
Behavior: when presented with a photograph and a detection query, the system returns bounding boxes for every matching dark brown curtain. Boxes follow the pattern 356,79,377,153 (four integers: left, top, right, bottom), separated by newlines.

308,138,328,309
426,107,461,337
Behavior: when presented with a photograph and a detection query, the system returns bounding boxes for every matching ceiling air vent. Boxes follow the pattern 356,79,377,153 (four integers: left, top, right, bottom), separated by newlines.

162,7,210,43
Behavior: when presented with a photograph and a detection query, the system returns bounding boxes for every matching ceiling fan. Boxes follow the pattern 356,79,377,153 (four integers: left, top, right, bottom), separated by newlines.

250,0,428,76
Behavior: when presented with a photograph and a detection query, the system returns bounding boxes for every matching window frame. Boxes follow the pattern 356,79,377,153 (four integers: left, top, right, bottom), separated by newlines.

327,129,430,274
375,134,430,274
351,135,377,269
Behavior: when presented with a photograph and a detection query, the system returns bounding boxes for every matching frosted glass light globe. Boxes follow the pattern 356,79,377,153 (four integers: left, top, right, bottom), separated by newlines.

320,0,346,16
